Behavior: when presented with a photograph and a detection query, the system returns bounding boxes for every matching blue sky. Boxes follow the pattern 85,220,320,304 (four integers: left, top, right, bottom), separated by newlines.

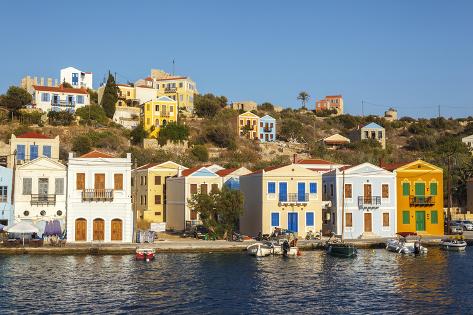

0,0,472,118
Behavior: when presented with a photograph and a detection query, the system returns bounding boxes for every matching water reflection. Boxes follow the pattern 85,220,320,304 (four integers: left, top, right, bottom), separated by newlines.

0,249,472,314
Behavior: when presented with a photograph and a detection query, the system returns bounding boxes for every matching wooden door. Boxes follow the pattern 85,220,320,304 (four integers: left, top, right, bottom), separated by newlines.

111,219,123,241
93,219,105,241
94,174,105,190
364,213,372,232
364,184,372,204
38,178,49,196
75,218,87,241
415,211,426,231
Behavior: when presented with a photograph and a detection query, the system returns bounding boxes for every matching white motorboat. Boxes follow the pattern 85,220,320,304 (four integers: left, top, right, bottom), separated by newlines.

440,238,467,251
386,233,427,254
246,242,272,257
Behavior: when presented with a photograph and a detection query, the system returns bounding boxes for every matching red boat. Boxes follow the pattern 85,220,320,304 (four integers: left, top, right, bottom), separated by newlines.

135,248,156,261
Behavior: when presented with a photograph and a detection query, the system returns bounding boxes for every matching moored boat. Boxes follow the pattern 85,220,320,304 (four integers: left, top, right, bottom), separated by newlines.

385,232,427,254
327,242,358,258
135,248,156,261
246,242,273,257
440,237,467,251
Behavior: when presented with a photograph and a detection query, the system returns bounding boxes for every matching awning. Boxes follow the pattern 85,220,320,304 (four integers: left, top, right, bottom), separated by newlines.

5,221,40,234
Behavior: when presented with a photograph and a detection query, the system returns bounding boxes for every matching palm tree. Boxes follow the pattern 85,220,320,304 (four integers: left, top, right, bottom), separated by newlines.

297,91,310,109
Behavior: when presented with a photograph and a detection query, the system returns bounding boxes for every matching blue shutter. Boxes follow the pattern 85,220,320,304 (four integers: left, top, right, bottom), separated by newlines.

16,145,25,161
288,213,298,232
306,212,314,226
298,182,306,201
30,145,38,160
271,213,279,227
268,182,276,194
310,182,317,194
43,145,51,158
279,182,287,202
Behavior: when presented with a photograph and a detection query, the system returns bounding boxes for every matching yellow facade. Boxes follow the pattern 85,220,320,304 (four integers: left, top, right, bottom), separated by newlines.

143,96,178,138
97,84,140,108
154,78,196,112
132,161,185,227
395,160,444,236
238,111,260,140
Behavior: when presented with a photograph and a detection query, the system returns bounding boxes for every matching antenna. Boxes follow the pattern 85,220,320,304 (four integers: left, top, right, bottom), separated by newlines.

172,59,175,76
361,100,364,117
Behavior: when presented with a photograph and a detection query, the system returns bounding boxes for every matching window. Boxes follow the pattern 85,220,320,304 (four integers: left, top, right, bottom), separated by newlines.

344,184,352,198
16,144,25,161
200,184,208,195
190,184,197,195
179,82,183,88
30,145,39,160
431,210,438,224
77,95,84,104
43,145,51,158
23,178,32,195
41,93,50,102
382,184,389,198
72,73,78,85
260,122,263,127
323,184,327,196
155,195,161,204
155,176,161,185
0,186,7,202
306,212,314,227
378,131,383,139
260,134,263,139
55,178,64,195
155,212,162,216
146,104,150,111
309,182,317,194
40,210,46,216
383,213,389,226
267,182,276,194
279,182,287,202
297,182,306,201
155,105,159,111
170,105,174,113
76,173,85,190
402,211,410,224
345,213,352,227
402,182,410,196
114,174,123,190
144,195,147,205
430,182,437,196
211,184,219,193
271,212,279,227
330,184,334,197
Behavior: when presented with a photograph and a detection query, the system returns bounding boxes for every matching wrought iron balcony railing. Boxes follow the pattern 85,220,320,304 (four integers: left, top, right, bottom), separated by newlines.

82,189,114,202
31,194,56,206
279,193,309,204
358,196,381,207
409,195,435,206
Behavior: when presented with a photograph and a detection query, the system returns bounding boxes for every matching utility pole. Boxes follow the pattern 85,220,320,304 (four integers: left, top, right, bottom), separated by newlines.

361,100,364,117
172,59,175,76
447,155,453,226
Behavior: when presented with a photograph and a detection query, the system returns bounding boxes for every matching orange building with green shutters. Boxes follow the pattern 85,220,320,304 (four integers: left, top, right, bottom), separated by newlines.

382,160,444,236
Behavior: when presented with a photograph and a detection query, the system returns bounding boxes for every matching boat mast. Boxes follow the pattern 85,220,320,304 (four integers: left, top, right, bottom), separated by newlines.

341,170,345,242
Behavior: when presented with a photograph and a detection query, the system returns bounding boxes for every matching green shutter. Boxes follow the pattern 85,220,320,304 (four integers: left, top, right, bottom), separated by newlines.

415,183,425,196
402,211,410,224
431,210,438,224
430,182,437,196
402,183,410,196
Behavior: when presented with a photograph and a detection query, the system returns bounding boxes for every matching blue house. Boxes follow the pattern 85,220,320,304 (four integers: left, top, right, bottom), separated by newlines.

259,115,276,142
0,166,13,227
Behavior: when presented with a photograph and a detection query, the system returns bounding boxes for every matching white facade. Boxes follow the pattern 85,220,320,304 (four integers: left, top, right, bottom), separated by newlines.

112,107,140,130
66,152,133,243
135,86,158,104
60,66,93,89
32,85,89,113
462,134,473,154
13,157,67,224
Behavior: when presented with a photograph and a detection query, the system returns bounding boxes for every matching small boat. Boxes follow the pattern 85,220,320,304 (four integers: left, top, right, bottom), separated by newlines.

135,248,156,261
327,243,358,258
386,232,427,254
246,242,273,257
440,237,467,251
281,239,300,257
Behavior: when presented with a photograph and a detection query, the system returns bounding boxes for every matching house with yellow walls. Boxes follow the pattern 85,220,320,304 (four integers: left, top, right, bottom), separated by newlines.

237,111,260,140
382,160,444,236
132,161,187,228
143,96,178,138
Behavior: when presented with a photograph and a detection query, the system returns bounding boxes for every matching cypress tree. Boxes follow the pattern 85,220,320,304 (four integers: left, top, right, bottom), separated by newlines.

100,72,119,118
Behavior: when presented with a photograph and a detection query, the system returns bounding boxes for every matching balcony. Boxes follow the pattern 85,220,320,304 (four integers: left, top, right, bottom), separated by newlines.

31,194,56,206
263,127,273,132
409,195,435,206
279,193,309,205
160,111,172,117
82,189,114,202
358,196,381,208
51,100,75,108
165,87,177,93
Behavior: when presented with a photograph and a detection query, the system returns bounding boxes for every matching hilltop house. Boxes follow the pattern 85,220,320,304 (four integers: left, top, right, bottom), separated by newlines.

31,85,89,113
231,101,257,112
259,115,276,142
351,122,386,149
9,132,60,168
237,111,260,140
60,66,93,89
462,134,473,154
315,95,344,115
322,133,350,149
143,96,178,138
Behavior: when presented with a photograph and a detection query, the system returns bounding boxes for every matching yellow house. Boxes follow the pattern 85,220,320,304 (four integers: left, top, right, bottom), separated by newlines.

238,111,260,140
97,84,140,108
143,96,178,138
132,161,187,228
384,160,444,236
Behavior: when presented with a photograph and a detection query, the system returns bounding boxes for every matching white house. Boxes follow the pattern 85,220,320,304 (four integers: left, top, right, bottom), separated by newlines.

13,157,67,226
66,150,133,243
32,85,89,113
8,132,60,168
462,134,473,154
60,66,93,89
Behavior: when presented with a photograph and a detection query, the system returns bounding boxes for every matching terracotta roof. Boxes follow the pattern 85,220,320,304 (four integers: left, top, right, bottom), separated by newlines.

296,159,338,165
380,161,411,171
338,165,354,171
33,85,88,94
79,150,115,158
325,95,342,98
251,165,287,174
216,168,237,177
154,76,188,81
16,132,52,139
135,162,160,171
181,166,205,177
144,77,153,81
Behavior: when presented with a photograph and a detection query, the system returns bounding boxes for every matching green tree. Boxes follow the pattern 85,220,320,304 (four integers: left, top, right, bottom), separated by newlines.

75,105,108,125
61,81,73,88
158,122,189,145
88,89,98,105
258,102,274,111
130,123,148,145
100,72,119,118
297,91,310,109
280,118,303,141
0,86,32,113
47,111,75,126
204,124,236,148
188,193,218,234
72,135,92,155
191,145,209,162
194,93,227,118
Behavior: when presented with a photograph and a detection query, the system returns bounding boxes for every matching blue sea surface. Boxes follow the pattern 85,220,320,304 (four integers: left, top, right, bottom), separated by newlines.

0,248,471,314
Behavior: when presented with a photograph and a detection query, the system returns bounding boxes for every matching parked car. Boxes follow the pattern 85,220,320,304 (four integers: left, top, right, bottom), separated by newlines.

449,222,463,235
457,220,473,231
